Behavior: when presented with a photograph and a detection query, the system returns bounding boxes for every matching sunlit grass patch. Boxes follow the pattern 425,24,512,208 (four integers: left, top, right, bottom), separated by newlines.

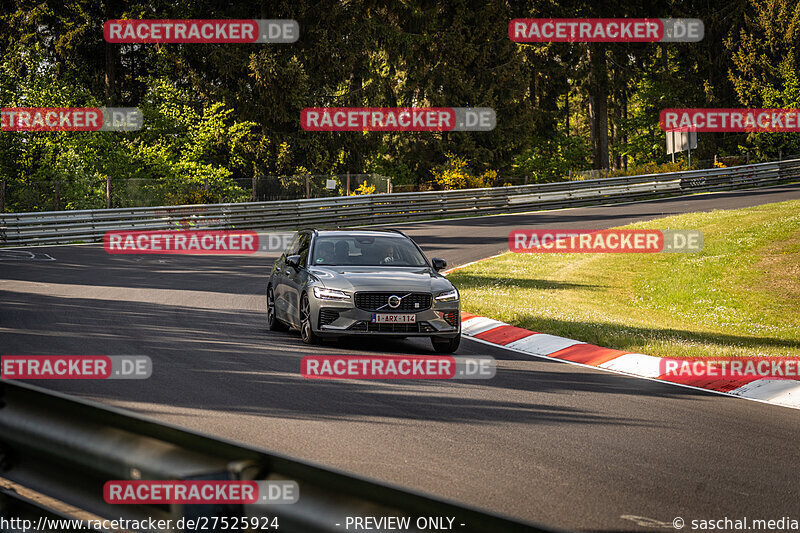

450,200,800,358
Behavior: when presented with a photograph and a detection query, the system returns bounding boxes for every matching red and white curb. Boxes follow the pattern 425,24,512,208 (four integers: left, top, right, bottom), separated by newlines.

459,312,800,411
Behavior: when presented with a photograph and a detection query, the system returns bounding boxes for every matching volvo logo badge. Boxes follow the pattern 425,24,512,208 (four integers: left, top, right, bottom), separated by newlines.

387,295,402,308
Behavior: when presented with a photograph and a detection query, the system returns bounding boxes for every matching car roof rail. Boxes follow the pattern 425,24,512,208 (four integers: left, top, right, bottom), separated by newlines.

306,227,409,237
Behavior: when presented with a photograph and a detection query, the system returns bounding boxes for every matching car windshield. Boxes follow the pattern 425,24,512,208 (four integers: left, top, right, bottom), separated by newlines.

311,235,428,267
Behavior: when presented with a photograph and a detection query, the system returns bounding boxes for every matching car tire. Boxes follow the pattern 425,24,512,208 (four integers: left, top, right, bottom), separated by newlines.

267,286,288,331
431,334,460,353
300,292,321,345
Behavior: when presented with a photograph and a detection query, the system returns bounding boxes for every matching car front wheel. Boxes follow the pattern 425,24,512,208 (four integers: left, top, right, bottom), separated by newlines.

431,334,460,353
300,292,321,345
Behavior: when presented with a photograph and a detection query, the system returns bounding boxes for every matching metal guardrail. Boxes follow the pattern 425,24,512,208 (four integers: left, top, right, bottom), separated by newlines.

2,159,799,247
0,381,554,533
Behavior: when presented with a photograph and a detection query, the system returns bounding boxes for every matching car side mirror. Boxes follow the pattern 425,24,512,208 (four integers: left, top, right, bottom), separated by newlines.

286,255,301,269
431,258,447,271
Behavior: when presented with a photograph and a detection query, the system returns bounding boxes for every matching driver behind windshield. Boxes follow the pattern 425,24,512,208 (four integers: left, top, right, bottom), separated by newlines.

311,236,426,267
377,243,396,264
333,240,350,264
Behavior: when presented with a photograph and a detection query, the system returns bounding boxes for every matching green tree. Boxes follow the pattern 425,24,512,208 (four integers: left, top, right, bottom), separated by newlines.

727,0,800,159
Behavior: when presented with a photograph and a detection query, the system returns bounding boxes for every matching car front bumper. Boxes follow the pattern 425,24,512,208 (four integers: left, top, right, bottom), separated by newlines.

310,297,460,338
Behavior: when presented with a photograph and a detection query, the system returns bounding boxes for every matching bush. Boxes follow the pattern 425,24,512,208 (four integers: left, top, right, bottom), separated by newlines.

350,182,376,195
432,154,500,190
512,134,590,183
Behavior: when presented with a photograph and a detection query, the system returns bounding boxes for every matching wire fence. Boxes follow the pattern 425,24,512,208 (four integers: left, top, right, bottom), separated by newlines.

0,173,394,213
4,158,798,247
249,173,393,201
573,153,800,180
2,152,797,213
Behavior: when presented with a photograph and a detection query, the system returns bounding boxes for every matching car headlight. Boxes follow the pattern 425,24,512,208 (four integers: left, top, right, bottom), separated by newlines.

435,289,459,302
313,287,351,301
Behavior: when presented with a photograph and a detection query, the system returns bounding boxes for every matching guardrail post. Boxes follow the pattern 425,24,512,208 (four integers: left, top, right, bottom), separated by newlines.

306,174,311,199
252,175,257,201
106,176,111,209
346,172,350,195
54,181,60,211
0,180,5,212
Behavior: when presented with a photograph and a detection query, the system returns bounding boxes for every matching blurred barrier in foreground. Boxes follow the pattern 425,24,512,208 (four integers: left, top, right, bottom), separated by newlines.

2,158,799,246
0,380,555,532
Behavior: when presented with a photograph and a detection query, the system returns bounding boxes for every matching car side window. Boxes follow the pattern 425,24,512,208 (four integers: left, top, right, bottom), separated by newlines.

283,234,301,258
297,233,312,268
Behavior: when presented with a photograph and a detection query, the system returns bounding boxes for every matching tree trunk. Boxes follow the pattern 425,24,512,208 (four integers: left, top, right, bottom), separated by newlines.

612,89,622,170
104,43,116,105
588,45,609,170
588,94,596,160
622,89,628,170
104,1,119,105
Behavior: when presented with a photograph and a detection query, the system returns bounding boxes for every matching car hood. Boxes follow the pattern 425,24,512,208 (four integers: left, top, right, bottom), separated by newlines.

308,266,454,294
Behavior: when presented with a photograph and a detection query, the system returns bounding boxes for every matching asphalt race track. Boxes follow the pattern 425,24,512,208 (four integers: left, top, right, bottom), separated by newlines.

3,184,800,531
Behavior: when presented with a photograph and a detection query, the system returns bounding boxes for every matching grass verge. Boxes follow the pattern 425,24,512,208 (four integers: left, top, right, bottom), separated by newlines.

449,199,800,358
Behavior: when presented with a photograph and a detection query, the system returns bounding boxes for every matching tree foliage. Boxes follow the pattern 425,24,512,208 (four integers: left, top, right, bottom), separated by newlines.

0,0,797,211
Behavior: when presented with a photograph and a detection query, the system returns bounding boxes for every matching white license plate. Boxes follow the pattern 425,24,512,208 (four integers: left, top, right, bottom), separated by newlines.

371,313,416,324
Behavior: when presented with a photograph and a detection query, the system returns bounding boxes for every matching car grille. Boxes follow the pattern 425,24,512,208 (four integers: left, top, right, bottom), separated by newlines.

354,292,432,312
348,321,435,333
318,308,340,326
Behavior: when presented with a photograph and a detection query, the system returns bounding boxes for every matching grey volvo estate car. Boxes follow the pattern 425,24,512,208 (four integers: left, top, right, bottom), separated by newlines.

266,229,461,352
